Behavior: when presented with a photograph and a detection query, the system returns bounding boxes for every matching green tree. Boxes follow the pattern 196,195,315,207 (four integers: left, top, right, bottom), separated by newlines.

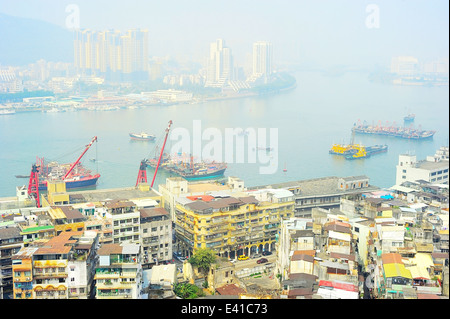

173,282,204,299
188,248,217,277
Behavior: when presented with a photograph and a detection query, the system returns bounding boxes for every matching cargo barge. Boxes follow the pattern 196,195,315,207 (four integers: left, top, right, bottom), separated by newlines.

352,121,435,139
330,143,388,160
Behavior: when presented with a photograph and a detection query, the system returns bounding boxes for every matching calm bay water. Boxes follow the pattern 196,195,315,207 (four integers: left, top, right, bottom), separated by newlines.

0,70,448,197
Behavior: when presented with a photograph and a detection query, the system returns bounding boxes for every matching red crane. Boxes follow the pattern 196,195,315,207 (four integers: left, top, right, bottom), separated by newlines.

136,159,148,186
150,120,172,188
63,136,98,180
28,164,41,208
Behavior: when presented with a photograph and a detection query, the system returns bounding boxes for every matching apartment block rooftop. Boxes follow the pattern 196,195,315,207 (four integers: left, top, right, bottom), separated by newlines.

66,186,161,203
248,176,379,196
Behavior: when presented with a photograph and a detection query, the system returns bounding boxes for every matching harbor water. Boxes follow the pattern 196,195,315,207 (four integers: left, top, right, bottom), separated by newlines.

0,70,448,197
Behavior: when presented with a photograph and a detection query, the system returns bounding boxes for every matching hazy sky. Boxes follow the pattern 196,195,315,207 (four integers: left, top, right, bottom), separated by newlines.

0,0,448,68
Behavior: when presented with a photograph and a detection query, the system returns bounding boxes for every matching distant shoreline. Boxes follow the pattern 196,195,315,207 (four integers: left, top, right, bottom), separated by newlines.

1,79,298,113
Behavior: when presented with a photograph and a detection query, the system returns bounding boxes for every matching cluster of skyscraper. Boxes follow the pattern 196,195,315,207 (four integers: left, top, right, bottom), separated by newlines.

74,29,273,86
74,29,149,81
205,39,274,88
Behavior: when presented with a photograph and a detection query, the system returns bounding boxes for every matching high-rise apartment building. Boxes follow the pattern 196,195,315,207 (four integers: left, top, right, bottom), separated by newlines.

205,39,234,87
252,41,273,79
74,29,149,81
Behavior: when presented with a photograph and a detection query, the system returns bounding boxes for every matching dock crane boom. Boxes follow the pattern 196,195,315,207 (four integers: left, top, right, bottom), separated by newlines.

63,136,98,180
150,120,172,188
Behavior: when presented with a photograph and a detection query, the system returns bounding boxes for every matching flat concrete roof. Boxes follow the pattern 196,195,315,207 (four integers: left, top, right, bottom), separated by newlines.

416,160,449,171
249,176,379,197
66,186,160,203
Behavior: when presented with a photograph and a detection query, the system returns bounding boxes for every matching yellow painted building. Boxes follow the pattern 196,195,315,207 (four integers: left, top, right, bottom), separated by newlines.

47,206,86,234
174,189,295,258
12,246,39,299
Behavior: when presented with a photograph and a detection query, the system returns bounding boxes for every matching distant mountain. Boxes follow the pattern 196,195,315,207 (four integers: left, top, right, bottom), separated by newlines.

0,13,73,66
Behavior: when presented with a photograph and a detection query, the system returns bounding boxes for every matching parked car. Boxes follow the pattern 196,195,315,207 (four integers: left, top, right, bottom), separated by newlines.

251,253,262,259
262,251,272,256
238,255,249,261
257,258,268,264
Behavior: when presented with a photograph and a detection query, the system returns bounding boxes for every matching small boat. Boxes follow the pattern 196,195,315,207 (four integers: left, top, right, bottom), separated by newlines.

0,109,15,115
129,132,156,141
15,175,30,179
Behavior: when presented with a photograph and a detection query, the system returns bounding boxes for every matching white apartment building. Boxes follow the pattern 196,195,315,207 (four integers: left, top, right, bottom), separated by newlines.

104,200,141,245
67,230,99,299
378,225,405,253
205,39,234,87
395,151,449,186
252,41,273,80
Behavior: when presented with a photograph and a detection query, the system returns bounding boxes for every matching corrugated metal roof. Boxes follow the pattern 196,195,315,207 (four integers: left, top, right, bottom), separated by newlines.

328,230,351,241
381,253,404,265
383,263,412,279
407,265,430,280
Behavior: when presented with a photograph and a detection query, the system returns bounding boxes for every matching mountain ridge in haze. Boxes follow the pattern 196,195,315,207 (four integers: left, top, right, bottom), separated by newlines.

0,12,73,66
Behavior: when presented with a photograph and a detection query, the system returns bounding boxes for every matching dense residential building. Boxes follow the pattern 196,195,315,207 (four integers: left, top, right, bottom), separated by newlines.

11,231,99,299
94,243,142,299
158,176,244,221
74,28,149,81
2,169,448,299
174,188,294,258
0,226,23,299
139,207,172,266
249,175,379,217
46,205,87,234
105,200,141,245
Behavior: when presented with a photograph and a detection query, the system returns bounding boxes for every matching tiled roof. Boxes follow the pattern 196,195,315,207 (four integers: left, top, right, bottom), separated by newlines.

97,243,122,256
35,231,83,255
215,284,246,296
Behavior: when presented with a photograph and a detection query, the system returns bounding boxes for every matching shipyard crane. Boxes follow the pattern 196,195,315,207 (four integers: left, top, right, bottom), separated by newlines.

27,164,41,208
150,120,172,188
63,136,98,180
136,159,148,186
135,120,173,188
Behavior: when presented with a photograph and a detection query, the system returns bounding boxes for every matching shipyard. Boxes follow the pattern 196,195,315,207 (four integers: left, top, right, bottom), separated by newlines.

0,145,448,300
